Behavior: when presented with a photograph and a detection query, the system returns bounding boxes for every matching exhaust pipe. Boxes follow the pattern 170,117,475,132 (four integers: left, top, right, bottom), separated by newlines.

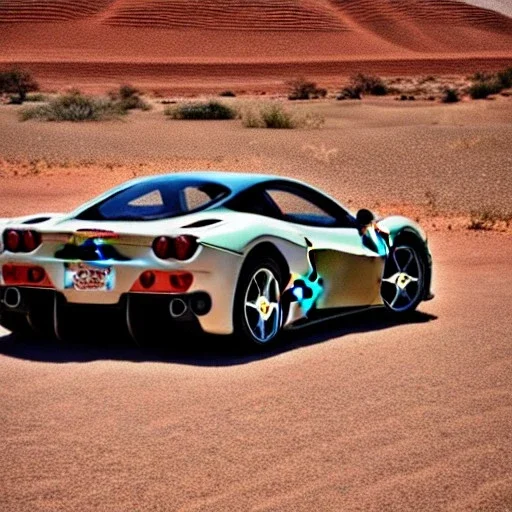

169,298,188,318
3,287,21,309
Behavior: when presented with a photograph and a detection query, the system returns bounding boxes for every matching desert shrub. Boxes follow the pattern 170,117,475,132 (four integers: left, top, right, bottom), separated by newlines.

496,67,512,89
350,73,389,96
260,104,295,128
287,78,326,100
219,90,236,97
442,88,460,103
399,94,408,101
336,86,362,100
242,104,324,129
0,68,39,103
469,80,502,99
108,84,151,111
165,101,237,120
241,108,264,128
468,209,511,231
20,92,124,121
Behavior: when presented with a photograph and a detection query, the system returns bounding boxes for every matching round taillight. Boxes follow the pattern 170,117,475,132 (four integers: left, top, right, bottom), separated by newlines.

169,272,193,292
22,230,40,252
139,271,156,289
28,266,45,283
4,230,21,252
152,236,173,259
174,235,198,261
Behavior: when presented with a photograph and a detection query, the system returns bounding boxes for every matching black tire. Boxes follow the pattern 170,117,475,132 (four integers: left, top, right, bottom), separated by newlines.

233,256,284,347
381,238,426,314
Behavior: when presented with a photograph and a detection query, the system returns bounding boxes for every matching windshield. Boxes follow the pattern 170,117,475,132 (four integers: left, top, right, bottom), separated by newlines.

75,179,229,221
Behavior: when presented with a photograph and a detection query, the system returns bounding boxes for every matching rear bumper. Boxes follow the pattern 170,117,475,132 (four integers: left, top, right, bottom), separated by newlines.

0,286,210,340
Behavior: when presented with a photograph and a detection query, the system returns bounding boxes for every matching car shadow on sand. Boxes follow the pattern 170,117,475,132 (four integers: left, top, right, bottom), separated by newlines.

0,308,437,367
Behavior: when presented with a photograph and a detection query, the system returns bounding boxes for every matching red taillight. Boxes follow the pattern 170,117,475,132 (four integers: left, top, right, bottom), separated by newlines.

152,236,173,259
4,230,21,252
22,230,41,252
152,235,198,261
2,264,53,288
173,235,198,261
27,266,45,283
3,230,41,253
139,270,156,289
169,272,193,292
130,271,193,293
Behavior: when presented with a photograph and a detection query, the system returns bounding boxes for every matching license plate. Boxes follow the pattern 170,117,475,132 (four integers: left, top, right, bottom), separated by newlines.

64,262,115,291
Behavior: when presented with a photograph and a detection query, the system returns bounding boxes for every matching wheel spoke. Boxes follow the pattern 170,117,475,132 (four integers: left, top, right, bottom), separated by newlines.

402,250,414,272
257,316,266,340
251,275,262,296
382,272,400,284
390,287,401,308
245,301,259,311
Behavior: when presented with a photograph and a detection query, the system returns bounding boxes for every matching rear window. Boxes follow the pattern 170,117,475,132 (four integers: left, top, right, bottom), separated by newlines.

75,180,229,221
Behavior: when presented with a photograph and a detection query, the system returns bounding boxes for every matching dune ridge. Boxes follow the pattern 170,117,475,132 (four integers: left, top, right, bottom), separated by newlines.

0,0,511,92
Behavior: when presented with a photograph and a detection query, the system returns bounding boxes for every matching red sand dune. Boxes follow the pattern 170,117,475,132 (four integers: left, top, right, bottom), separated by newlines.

0,1,511,91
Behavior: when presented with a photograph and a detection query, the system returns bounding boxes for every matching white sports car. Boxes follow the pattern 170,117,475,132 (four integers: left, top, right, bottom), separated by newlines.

0,172,433,346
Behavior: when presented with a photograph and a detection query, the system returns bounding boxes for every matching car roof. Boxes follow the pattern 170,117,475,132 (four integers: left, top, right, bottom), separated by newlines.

127,171,299,193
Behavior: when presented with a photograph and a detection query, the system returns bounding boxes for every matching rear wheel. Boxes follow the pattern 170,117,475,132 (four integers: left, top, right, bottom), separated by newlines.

234,257,283,347
381,243,425,313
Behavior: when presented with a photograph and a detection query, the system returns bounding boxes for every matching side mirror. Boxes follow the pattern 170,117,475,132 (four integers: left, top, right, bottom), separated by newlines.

356,208,374,227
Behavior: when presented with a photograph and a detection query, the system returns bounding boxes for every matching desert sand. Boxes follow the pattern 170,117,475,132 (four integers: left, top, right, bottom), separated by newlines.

1,1,512,510
1,0,512,93
1,94,512,510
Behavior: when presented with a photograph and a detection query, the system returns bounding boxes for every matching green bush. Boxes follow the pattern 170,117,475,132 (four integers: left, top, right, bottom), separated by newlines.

260,104,295,128
20,92,125,121
350,74,389,96
165,101,237,120
287,78,326,100
442,88,460,103
108,84,151,111
496,67,512,89
0,68,39,103
469,80,502,99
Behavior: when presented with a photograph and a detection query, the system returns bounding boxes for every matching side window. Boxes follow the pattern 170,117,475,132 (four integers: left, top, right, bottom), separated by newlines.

266,189,338,227
183,187,212,211
128,189,164,207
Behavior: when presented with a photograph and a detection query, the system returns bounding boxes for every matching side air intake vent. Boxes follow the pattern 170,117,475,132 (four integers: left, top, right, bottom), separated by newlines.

22,217,51,225
180,219,222,228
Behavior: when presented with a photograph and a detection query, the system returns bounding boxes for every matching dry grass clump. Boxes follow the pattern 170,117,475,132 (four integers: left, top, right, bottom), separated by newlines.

337,73,389,100
468,209,512,231
469,67,512,99
165,101,237,120
242,104,324,129
20,91,125,121
108,84,151,111
287,77,327,100
441,88,460,103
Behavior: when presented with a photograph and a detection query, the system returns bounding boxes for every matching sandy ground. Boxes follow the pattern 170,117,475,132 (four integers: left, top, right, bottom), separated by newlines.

1,97,511,218
0,230,511,512
0,90,511,510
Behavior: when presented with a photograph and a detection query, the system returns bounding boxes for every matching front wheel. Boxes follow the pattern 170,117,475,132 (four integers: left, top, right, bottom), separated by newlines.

381,243,425,313
233,257,283,347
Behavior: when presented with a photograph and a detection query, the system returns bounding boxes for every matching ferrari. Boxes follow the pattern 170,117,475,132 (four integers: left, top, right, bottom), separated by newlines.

0,172,433,346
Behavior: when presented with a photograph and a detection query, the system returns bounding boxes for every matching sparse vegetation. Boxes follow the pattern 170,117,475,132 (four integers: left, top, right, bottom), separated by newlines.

468,66,512,99
468,209,512,231
442,88,460,103
241,103,324,129
336,86,361,100
23,93,47,102
108,84,151,111
0,68,39,104
20,91,125,121
219,90,236,97
350,74,389,96
287,78,327,100
165,100,237,120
